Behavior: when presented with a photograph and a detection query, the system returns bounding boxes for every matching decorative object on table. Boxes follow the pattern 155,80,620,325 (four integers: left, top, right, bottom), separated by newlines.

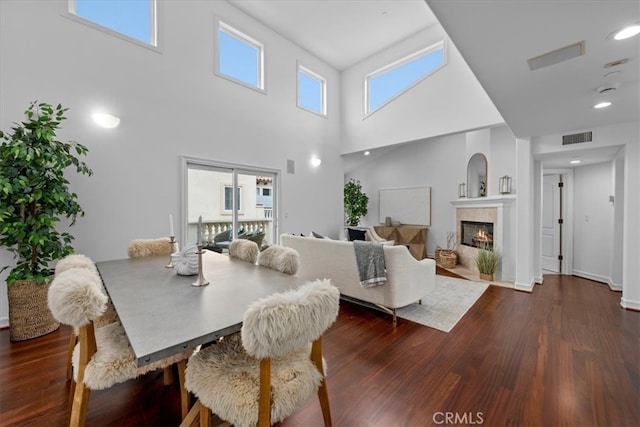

458,182,466,198
182,279,339,427
344,178,369,226
192,216,209,286
474,243,500,281
435,231,458,268
166,236,177,268
499,175,512,194
171,245,199,276
385,216,392,226
0,101,93,341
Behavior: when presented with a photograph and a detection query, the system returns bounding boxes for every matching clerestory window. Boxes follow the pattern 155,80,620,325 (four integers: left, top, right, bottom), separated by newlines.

365,40,446,116
67,0,157,47
216,20,265,92
297,64,327,116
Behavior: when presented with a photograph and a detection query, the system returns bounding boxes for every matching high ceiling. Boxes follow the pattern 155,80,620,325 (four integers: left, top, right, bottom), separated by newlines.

227,0,639,169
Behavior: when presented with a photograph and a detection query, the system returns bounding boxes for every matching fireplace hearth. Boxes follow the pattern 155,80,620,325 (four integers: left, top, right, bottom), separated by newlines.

461,220,493,250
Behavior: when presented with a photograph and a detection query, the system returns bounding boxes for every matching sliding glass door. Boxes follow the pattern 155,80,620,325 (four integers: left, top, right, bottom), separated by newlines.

183,158,277,251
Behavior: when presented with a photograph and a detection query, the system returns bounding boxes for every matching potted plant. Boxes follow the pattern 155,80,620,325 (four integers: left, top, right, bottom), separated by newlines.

0,101,92,341
344,178,369,227
474,244,500,281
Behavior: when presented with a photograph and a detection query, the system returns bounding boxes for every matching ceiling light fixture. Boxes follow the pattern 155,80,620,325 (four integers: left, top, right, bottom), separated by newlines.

593,101,612,109
614,24,640,40
364,151,370,156
311,156,322,167
92,112,120,128
570,159,581,164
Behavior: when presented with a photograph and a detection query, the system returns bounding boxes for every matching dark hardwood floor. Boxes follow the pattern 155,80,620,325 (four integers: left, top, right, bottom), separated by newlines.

1,271,638,426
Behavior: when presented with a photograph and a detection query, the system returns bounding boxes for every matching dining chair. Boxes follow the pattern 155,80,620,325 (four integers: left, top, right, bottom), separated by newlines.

128,237,177,258
181,278,340,427
257,246,299,275
55,254,118,381
48,264,192,427
229,239,260,264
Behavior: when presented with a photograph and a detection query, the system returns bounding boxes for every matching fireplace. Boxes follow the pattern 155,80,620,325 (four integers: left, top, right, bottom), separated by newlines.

460,221,494,250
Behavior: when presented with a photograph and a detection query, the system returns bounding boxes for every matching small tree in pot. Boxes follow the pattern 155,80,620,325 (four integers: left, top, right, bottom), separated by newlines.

344,178,369,227
474,243,500,282
0,101,92,340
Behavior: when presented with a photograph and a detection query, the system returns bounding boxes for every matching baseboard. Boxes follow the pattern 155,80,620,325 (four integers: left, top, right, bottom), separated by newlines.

620,297,640,311
514,278,535,292
535,275,543,285
0,316,8,329
573,270,621,291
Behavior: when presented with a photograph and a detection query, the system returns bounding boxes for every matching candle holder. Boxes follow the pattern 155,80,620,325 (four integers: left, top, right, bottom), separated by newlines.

458,183,466,198
192,244,209,287
165,236,176,268
499,175,512,194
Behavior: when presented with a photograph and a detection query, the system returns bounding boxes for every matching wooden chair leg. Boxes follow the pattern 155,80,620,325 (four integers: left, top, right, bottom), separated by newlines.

177,360,189,418
311,338,332,426
164,366,174,385
258,358,271,427
67,333,77,380
180,399,201,427
200,401,211,427
69,382,91,427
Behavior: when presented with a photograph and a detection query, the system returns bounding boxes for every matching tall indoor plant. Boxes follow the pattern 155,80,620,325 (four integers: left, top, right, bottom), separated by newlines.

0,101,92,340
474,244,500,281
344,178,369,227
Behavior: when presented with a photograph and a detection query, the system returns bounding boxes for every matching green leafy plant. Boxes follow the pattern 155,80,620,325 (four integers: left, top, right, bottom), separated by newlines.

474,244,500,275
0,102,93,285
344,178,369,226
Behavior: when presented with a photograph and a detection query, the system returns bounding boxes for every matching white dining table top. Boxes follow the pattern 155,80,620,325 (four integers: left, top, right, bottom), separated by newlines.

96,250,308,367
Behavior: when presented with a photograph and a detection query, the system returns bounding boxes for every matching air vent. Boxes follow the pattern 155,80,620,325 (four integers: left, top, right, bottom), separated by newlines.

528,41,585,71
562,131,592,145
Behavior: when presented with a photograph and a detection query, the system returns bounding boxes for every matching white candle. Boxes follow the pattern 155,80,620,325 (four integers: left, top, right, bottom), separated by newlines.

197,216,202,244
169,214,174,237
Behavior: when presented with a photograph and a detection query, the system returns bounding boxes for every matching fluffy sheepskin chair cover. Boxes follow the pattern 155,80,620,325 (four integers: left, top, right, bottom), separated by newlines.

185,279,339,427
54,253,98,276
127,237,177,258
257,246,299,275
48,268,107,329
229,239,259,264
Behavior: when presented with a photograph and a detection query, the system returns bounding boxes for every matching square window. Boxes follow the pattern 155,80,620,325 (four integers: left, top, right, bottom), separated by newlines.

297,65,327,116
217,21,264,91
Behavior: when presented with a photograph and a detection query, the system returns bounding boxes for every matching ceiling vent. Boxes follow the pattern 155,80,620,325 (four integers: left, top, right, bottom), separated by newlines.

528,41,585,71
562,131,592,145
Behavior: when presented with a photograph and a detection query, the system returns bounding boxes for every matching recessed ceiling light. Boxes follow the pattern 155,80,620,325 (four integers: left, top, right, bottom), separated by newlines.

614,24,640,40
92,112,120,128
593,101,612,109
311,156,322,167
364,151,370,156
570,159,581,164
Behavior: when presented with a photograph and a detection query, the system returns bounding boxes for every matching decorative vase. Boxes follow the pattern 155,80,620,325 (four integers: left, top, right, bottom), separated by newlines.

8,279,60,341
479,273,494,282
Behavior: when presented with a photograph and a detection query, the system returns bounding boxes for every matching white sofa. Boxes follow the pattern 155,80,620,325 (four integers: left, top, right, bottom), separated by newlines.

281,234,436,323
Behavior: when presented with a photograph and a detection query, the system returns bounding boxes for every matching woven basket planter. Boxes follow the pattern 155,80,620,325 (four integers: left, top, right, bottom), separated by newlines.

8,280,59,341
435,249,457,269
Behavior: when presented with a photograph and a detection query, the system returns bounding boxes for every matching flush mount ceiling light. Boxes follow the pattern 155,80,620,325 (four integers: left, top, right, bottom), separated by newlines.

364,151,370,156
593,101,612,109
310,157,322,167
570,159,581,164
613,24,640,40
92,113,120,128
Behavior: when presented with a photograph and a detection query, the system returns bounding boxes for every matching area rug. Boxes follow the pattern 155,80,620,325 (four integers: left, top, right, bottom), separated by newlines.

396,275,489,333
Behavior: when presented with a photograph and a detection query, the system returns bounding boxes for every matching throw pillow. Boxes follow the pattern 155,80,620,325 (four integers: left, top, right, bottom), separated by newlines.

347,228,367,241
312,231,325,239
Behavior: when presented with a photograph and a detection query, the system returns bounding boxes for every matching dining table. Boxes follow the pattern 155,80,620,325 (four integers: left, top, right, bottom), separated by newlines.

96,249,309,367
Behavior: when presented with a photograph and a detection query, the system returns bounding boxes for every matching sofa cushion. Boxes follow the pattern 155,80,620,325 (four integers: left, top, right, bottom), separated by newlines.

347,228,367,241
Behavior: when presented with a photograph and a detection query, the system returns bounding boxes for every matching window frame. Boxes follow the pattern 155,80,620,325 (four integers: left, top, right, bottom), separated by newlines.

215,19,266,93
222,184,243,214
297,63,327,117
64,0,160,51
364,40,446,117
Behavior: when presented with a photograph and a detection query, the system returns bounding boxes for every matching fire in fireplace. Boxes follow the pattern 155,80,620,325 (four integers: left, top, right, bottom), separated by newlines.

460,221,494,250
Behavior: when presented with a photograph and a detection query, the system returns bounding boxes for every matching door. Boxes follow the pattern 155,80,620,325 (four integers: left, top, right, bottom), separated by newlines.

541,174,562,272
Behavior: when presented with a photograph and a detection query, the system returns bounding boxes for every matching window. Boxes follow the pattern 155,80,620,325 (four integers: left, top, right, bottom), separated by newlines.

216,21,264,91
224,186,242,212
262,188,271,196
365,41,446,115
68,0,157,46
297,64,327,116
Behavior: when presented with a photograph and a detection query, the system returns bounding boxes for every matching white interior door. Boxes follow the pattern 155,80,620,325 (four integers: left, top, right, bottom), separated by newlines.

541,174,561,272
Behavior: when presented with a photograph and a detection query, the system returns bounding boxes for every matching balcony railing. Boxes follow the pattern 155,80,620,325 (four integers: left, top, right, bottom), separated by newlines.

188,218,273,247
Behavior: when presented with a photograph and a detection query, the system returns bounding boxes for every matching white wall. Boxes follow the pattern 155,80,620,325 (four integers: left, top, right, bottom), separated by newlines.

573,162,614,282
340,24,504,154
0,0,344,326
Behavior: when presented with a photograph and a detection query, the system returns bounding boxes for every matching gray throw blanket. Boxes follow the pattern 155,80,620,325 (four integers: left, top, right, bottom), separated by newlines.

353,240,387,287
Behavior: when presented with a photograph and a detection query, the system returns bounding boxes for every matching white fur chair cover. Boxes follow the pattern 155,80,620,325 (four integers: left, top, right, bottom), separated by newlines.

48,268,107,328
184,279,339,427
257,246,299,275
128,237,177,258
54,253,98,276
229,239,259,264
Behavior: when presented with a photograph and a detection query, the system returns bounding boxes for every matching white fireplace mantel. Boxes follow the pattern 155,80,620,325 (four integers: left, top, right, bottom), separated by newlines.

450,195,516,208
